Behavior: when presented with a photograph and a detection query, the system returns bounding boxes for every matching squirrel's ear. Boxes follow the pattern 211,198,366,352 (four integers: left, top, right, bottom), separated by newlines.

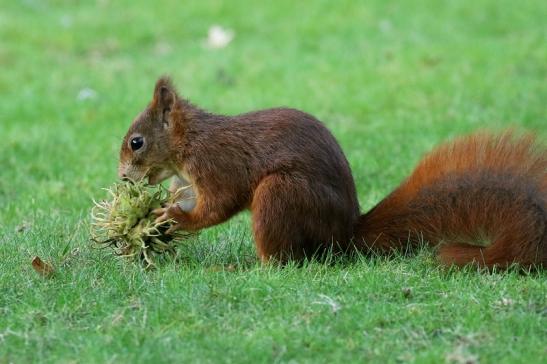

152,76,177,116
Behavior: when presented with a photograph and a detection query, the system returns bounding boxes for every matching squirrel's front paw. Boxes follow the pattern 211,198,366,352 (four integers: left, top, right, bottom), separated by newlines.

153,204,183,234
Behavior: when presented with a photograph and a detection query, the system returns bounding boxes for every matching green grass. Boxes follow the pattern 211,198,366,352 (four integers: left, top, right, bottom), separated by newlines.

1,0,546,362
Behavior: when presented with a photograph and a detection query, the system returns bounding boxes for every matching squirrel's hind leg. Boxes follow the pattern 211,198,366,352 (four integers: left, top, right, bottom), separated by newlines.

251,174,307,262
251,174,354,263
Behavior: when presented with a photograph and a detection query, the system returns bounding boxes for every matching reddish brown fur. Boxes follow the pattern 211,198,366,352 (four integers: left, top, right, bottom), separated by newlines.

119,77,359,262
356,132,546,268
119,77,546,267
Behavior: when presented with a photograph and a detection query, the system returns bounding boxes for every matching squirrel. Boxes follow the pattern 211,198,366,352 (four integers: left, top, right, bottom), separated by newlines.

118,77,546,268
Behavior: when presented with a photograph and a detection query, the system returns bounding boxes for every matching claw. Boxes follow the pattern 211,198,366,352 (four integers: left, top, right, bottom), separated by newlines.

155,213,169,225
152,204,184,232
152,207,166,217
152,207,169,224
166,224,181,235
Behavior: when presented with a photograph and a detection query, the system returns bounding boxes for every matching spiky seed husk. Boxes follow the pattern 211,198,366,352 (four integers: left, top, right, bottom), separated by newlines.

91,180,192,267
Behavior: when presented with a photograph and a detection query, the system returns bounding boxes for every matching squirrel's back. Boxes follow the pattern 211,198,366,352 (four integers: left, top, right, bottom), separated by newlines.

356,131,547,268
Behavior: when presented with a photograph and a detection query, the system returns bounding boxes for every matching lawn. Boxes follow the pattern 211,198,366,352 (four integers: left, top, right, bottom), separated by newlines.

1,0,546,363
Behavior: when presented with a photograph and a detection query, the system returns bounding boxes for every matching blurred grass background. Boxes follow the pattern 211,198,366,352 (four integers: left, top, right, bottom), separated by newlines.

0,0,546,363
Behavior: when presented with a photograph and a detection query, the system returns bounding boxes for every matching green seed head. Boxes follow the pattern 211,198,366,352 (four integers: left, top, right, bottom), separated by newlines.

91,180,192,267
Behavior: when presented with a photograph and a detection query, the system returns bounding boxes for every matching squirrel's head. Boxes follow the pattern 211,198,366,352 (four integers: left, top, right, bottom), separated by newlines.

118,77,182,185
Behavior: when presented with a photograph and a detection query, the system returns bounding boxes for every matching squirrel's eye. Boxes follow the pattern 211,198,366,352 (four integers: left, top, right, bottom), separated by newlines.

130,136,144,151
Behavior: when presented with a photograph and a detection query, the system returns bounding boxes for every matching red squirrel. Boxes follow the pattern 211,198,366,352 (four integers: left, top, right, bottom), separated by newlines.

118,77,546,268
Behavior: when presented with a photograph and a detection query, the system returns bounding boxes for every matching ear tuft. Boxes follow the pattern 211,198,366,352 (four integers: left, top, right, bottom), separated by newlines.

152,76,177,112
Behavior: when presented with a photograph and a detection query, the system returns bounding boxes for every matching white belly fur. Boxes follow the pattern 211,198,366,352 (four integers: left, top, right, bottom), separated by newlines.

170,172,197,212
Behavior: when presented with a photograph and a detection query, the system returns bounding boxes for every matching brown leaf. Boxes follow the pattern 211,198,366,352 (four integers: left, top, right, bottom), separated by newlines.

31,256,55,278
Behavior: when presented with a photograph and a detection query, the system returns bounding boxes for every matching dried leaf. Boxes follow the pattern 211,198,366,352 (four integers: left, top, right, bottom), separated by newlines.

31,256,55,278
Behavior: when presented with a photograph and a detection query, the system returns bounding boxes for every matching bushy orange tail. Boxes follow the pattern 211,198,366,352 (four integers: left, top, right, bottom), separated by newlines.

355,131,546,268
